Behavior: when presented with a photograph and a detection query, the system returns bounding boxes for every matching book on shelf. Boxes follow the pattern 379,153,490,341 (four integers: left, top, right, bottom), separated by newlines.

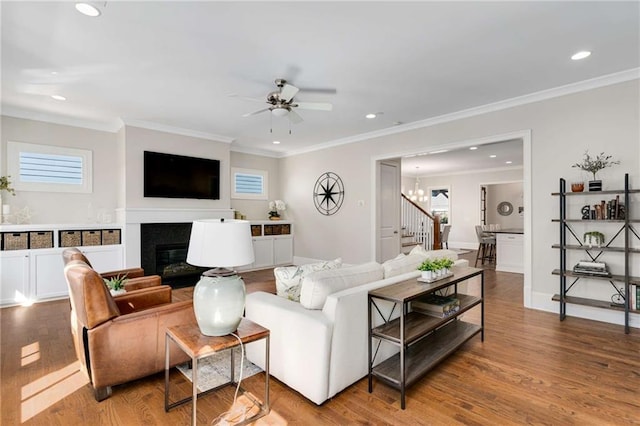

412,294,460,318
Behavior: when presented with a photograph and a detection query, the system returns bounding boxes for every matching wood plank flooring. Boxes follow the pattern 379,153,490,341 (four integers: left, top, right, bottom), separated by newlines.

2,253,639,425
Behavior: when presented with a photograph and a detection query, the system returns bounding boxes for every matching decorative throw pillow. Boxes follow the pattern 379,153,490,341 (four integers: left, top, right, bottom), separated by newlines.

409,244,430,258
299,262,384,309
382,253,426,278
274,258,342,302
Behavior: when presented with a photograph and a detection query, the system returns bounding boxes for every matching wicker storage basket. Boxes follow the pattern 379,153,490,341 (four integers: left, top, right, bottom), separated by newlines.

101,229,121,245
59,230,82,247
29,231,54,249
81,230,102,246
264,224,290,235
251,225,262,237
2,232,29,251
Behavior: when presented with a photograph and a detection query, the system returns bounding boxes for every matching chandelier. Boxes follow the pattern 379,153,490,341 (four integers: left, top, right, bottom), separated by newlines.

408,167,425,202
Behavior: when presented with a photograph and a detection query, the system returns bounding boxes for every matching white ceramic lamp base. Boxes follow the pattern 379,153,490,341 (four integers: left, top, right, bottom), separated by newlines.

193,271,246,336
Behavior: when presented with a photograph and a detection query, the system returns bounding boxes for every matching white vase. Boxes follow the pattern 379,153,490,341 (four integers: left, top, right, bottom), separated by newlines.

421,271,434,280
110,289,126,296
193,271,246,336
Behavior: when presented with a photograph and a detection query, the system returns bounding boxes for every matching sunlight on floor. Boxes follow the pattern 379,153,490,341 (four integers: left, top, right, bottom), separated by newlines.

21,360,88,423
14,290,34,307
21,342,40,367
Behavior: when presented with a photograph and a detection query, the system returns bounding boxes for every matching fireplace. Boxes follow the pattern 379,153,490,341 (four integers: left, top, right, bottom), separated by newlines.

140,223,206,288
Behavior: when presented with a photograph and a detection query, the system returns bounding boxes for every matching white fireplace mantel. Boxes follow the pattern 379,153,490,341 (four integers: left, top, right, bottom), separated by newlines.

116,208,234,267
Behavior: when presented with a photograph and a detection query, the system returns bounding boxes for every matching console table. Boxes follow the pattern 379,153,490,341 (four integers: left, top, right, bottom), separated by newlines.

165,319,270,426
368,266,484,409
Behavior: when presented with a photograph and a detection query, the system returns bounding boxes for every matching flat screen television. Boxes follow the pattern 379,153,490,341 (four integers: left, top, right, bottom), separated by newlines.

143,151,220,200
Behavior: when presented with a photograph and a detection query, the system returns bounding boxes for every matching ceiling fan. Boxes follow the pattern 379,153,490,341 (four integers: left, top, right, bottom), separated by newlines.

238,79,333,124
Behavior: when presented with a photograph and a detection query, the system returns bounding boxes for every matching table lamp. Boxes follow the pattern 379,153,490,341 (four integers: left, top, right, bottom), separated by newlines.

186,218,255,336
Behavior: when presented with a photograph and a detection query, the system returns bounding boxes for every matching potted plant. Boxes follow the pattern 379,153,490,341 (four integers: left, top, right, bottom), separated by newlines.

418,259,436,280
104,274,128,296
583,231,605,248
440,258,454,274
268,200,286,220
572,151,620,192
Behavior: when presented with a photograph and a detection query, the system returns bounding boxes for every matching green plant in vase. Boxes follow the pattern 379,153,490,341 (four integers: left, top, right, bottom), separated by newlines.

583,231,605,248
440,258,454,273
572,151,620,191
104,274,128,295
418,259,436,280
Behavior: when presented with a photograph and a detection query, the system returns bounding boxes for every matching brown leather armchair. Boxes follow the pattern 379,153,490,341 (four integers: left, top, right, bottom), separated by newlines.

63,258,196,401
62,247,160,291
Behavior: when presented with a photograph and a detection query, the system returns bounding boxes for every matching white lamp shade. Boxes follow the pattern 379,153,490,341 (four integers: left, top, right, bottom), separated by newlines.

187,219,254,268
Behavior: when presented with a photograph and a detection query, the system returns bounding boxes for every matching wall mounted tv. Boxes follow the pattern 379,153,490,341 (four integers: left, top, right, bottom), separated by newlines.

143,151,220,200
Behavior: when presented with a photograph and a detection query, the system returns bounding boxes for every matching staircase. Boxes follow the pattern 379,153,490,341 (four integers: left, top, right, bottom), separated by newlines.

401,194,441,253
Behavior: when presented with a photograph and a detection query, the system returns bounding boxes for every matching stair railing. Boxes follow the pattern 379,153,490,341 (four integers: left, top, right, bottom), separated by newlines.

401,193,441,250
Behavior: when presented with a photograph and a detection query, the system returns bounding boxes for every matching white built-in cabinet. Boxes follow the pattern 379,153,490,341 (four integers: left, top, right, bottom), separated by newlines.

238,221,293,271
0,224,123,306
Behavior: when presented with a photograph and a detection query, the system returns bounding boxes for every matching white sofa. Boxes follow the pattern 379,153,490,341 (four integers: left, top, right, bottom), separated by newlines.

244,248,471,405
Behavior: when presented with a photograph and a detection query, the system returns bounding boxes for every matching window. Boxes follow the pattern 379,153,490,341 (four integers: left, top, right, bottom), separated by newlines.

231,167,268,200
7,141,92,193
428,186,450,224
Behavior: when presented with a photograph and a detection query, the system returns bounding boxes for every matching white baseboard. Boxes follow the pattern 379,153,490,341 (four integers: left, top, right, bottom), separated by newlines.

530,291,639,329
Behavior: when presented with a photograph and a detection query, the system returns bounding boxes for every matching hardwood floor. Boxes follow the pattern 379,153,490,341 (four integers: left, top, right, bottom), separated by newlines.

2,255,639,425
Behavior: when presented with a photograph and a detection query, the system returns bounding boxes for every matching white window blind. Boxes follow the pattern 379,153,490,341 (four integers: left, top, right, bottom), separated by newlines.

7,141,92,193
231,167,268,200
235,172,263,195
19,152,83,185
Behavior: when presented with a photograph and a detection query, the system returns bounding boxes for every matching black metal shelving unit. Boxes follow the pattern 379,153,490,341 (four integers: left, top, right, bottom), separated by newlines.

552,173,639,334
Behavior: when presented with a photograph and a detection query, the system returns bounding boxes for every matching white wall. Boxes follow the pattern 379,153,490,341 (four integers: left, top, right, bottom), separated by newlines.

280,79,639,326
486,182,524,229
0,116,119,224
0,119,235,223
123,125,231,210
230,151,281,220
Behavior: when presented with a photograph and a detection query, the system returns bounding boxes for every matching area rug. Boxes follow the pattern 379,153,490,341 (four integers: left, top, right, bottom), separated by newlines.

176,346,263,392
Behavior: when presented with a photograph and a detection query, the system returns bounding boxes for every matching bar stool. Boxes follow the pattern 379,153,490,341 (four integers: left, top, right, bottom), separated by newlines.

474,225,496,266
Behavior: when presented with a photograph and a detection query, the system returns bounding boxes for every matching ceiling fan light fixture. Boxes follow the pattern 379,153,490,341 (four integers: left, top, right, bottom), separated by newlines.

271,107,289,117
75,2,101,17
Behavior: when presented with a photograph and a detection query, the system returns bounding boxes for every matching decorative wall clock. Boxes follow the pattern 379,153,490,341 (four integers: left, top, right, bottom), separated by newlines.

313,172,344,216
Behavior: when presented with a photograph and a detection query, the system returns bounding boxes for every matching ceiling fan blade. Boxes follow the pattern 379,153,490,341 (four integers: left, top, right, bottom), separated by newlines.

297,86,337,95
242,108,270,117
288,110,304,124
279,84,299,102
294,102,333,111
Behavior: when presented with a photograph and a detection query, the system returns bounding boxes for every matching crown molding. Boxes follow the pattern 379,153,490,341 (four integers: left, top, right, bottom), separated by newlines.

281,68,640,158
1,105,123,133
229,144,283,158
121,119,235,143
414,165,524,179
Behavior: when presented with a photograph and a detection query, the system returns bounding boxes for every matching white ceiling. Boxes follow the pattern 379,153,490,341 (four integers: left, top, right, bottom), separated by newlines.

2,1,639,173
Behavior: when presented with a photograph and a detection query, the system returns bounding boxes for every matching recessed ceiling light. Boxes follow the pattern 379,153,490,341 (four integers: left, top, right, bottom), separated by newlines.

505,161,513,164
489,154,497,158
75,2,101,17
51,95,66,101
469,146,478,150
365,113,377,119
272,140,280,145
571,51,591,61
